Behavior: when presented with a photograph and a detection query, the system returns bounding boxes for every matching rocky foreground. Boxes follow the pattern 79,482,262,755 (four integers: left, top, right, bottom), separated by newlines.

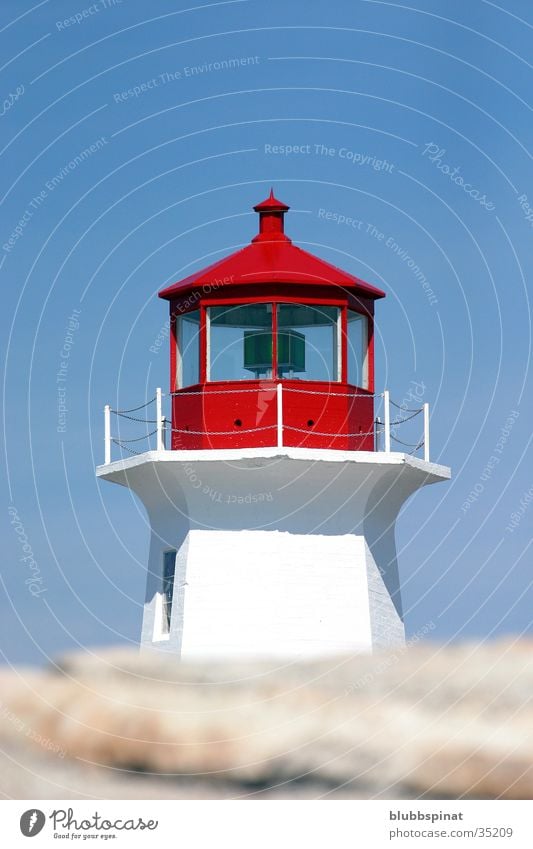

0,640,531,800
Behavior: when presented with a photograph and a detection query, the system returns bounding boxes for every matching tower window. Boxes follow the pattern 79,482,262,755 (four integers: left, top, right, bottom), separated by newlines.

162,550,176,634
176,310,200,388
347,310,368,388
206,302,342,382
208,303,273,381
277,304,340,381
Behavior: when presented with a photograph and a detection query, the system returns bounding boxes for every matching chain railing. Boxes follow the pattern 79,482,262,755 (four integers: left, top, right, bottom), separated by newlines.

376,389,430,461
104,388,166,463
102,385,430,464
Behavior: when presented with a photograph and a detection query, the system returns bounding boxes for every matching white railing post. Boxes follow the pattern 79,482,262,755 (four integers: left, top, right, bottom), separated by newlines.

156,387,164,451
383,390,391,453
277,382,283,448
423,402,430,462
104,404,111,465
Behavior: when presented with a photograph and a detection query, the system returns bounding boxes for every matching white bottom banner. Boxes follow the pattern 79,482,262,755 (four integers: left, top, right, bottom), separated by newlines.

1,799,531,847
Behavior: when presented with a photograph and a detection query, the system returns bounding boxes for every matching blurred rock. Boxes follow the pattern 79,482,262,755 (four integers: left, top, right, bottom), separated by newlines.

0,639,531,799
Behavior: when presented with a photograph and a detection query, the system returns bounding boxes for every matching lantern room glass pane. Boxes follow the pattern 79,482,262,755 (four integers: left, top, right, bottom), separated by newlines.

277,304,340,381
347,310,368,388
177,310,200,388
209,304,273,381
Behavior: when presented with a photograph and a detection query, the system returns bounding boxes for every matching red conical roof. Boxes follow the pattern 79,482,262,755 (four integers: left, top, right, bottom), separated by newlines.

159,193,385,300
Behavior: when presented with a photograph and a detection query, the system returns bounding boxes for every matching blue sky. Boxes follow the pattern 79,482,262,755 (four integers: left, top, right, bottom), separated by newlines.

1,0,531,664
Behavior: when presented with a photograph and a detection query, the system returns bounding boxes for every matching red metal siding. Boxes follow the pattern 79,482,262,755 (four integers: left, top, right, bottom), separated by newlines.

171,382,374,451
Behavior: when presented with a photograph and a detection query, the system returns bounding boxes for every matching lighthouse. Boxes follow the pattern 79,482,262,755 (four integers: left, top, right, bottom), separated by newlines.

97,191,450,659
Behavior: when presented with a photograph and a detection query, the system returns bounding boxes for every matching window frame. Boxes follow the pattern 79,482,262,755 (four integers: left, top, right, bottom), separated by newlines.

174,308,201,390
170,295,373,391
154,548,176,641
276,302,343,383
206,302,274,383
347,309,370,390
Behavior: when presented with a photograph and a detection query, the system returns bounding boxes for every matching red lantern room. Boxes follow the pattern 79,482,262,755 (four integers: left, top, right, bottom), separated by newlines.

158,191,386,451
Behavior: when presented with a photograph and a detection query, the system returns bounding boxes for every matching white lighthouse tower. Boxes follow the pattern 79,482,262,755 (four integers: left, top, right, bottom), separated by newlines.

97,192,449,659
